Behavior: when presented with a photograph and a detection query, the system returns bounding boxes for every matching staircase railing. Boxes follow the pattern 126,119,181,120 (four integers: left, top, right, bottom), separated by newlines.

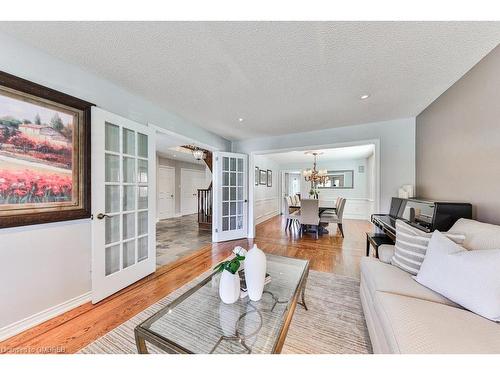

197,188,212,230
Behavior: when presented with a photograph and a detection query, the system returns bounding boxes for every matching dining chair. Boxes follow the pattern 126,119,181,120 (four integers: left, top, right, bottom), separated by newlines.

319,197,346,237
298,199,320,239
283,197,300,231
320,196,339,216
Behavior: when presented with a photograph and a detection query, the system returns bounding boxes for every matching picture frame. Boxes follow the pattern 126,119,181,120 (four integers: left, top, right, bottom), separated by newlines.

255,166,259,186
259,169,267,185
0,71,93,228
267,169,272,187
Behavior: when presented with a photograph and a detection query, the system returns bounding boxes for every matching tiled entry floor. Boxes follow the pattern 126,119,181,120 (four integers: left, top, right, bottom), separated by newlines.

156,214,212,268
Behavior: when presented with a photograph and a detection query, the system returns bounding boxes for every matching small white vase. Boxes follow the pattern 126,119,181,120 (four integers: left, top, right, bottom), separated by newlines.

219,270,240,304
244,244,267,301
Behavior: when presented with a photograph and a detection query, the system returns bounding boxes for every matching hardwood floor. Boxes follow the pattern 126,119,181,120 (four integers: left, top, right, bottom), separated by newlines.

0,216,372,354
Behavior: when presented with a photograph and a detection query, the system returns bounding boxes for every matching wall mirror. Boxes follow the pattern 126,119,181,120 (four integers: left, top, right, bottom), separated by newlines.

318,170,354,189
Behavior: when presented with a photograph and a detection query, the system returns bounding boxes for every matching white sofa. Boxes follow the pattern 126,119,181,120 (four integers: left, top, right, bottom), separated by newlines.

360,218,500,354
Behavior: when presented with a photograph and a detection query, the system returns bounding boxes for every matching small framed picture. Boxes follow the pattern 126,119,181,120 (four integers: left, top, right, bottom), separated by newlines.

267,169,272,187
259,169,267,185
255,166,259,186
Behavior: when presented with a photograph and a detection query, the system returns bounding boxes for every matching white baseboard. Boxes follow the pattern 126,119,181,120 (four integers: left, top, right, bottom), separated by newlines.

0,291,92,342
256,210,279,225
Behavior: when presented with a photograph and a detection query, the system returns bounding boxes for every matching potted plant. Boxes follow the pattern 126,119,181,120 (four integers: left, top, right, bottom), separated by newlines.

309,188,319,199
214,255,245,304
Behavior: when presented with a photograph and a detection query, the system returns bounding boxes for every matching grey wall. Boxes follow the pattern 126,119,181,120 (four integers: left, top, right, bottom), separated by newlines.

416,45,500,224
157,156,209,215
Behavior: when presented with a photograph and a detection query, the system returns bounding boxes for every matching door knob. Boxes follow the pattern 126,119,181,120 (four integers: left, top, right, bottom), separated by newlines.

97,213,111,220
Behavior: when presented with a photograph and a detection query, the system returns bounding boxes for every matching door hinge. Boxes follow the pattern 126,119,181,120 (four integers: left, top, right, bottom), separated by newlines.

215,156,219,161
215,228,219,233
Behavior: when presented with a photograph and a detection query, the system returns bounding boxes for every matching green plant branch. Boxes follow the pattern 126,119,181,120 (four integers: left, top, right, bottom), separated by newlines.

213,255,245,275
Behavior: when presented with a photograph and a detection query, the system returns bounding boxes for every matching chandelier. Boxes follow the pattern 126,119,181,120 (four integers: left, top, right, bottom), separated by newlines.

191,147,206,161
303,152,329,185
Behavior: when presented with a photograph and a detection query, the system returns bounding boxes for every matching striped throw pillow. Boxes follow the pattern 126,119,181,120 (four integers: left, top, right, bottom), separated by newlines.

391,219,465,275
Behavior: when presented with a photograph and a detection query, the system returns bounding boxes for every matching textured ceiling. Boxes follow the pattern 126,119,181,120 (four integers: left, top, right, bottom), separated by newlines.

1,22,499,141
264,144,375,164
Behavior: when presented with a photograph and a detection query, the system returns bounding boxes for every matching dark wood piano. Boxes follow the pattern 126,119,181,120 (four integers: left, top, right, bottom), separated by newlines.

367,197,472,257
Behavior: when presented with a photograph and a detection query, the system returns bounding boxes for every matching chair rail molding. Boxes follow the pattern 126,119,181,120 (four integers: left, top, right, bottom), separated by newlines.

255,197,280,224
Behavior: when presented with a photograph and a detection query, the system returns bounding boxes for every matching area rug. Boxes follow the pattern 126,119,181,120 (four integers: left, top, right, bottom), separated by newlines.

79,270,372,354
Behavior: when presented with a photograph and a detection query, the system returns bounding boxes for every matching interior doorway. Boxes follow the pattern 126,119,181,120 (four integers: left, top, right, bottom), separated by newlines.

153,127,215,268
280,170,301,214
248,140,380,238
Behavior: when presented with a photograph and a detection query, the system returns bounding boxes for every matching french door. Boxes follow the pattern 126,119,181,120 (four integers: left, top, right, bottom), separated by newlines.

91,107,156,303
213,152,248,242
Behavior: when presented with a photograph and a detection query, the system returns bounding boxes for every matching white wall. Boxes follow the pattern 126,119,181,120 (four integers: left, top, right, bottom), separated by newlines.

234,118,416,214
157,156,209,217
0,32,229,339
254,155,280,224
0,220,91,337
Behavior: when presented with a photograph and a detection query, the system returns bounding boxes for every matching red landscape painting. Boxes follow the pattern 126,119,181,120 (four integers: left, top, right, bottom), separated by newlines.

0,92,75,206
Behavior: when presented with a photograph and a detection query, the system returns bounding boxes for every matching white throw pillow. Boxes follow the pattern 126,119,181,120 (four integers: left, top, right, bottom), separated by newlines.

414,230,500,322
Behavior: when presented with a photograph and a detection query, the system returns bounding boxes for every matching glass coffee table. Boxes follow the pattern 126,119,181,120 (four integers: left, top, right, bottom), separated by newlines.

134,254,309,354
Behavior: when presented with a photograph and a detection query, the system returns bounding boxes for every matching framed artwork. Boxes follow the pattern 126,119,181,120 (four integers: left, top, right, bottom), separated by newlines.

259,169,267,185
0,71,93,228
267,169,272,187
254,166,259,186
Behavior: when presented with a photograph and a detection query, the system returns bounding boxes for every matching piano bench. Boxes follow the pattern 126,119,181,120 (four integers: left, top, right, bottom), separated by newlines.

366,232,394,258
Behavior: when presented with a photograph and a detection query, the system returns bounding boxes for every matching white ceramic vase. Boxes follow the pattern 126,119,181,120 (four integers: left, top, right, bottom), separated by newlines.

244,244,267,301
219,269,240,304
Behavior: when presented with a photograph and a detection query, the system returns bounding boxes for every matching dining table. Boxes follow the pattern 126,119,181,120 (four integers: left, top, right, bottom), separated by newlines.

289,200,337,234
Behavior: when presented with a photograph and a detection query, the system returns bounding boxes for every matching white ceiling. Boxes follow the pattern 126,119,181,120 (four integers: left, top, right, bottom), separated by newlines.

155,132,205,165
1,22,499,141
264,144,375,164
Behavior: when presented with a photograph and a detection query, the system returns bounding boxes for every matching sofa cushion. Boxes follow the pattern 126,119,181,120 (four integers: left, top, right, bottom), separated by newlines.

449,218,500,250
378,244,395,264
373,291,500,353
360,257,457,307
415,231,500,321
391,220,465,275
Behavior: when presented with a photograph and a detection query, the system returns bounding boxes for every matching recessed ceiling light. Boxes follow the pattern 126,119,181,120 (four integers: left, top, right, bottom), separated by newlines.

238,118,244,123
360,94,370,100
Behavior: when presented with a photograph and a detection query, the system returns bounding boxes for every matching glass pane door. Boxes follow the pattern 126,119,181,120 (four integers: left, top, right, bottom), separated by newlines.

92,107,155,303
103,122,150,275
214,152,248,242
